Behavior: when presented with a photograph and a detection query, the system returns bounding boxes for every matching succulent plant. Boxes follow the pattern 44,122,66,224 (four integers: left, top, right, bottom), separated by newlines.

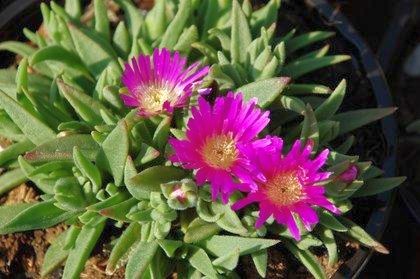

0,0,405,278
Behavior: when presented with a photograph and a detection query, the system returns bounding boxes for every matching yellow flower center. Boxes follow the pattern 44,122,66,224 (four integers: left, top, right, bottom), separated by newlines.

138,85,173,114
201,134,238,169
264,172,302,206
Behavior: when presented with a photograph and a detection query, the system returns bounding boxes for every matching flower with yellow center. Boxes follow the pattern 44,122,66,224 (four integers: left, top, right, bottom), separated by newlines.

169,93,270,202
121,48,209,116
233,138,340,240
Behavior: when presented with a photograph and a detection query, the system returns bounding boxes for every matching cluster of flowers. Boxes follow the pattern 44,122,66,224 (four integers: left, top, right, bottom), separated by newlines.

121,48,356,240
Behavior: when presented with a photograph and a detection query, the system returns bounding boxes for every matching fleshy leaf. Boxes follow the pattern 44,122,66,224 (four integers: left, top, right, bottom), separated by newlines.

238,77,290,107
125,241,159,279
41,229,70,277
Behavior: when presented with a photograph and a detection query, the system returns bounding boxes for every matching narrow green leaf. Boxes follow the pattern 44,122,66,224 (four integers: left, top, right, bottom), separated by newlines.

287,31,335,53
30,46,91,78
94,0,110,40
107,222,142,275
128,166,187,200
62,218,106,279
0,200,77,234
113,22,130,59
73,146,102,192
338,217,389,254
201,235,279,257
41,229,70,277
315,80,346,121
212,248,240,271
212,202,247,235
57,79,110,125
281,55,350,79
251,0,281,34
332,107,397,135
284,240,327,279
0,203,34,228
114,0,144,46
126,241,159,279
0,139,34,166
24,134,99,163
0,41,36,57
67,23,119,78
160,0,191,48
0,168,27,196
145,0,166,41
301,104,319,149
184,218,221,244
231,0,252,63
284,84,332,95
64,0,81,19
319,210,348,232
316,227,338,267
0,90,56,145
174,25,199,54
157,239,183,258
238,77,290,107
352,177,406,197
188,246,218,278
98,120,129,186
251,249,268,278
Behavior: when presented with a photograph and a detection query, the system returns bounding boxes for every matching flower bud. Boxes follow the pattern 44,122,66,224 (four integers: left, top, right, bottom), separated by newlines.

161,179,198,210
339,165,358,183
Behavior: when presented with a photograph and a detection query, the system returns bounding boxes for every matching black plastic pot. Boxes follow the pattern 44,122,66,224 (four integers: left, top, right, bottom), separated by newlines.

0,1,398,278
305,1,398,278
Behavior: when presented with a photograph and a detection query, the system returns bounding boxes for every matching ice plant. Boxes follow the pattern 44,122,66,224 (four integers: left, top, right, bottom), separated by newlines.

339,164,359,183
0,0,405,279
169,92,269,202
121,48,209,116
233,139,339,240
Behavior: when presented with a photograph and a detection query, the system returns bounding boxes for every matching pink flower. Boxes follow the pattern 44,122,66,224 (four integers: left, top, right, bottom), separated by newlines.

339,165,358,183
121,48,209,116
169,93,270,203
232,139,340,240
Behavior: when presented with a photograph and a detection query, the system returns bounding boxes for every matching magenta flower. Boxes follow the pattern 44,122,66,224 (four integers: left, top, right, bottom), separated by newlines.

232,138,340,240
121,48,209,116
169,93,270,202
339,165,358,183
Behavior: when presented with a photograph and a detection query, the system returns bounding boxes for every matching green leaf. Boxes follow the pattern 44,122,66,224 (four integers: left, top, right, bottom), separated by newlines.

251,249,268,278
98,198,137,222
184,218,221,244
284,240,327,279
64,0,81,19
287,31,335,53
319,210,348,232
238,77,290,108
0,200,77,234
284,84,332,95
126,241,159,279
231,0,252,63
201,235,279,257
0,90,56,145
115,0,144,47
113,22,130,58
41,229,70,277
315,80,347,121
316,227,338,267
332,107,397,135
67,23,119,78
145,0,167,41
212,248,240,271
0,203,34,228
174,25,199,54
24,134,99,163
62,218,106,279
98,120,129,186
211,202,247,235
281,55,350,79
73,146,102,192
161,0,191,48
107,222,142,274
352,177,406,197
196,199,222,223
300,104,319,149
0,41,36,57
57,79,111,125
209,29,231,52
188,246,218,278
94,0,110,40
157,239,183,258
251,0,281,34
128,166,187,200
0,139,34,166
30,46,91,77
0,168,27,196
338,217,389,254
